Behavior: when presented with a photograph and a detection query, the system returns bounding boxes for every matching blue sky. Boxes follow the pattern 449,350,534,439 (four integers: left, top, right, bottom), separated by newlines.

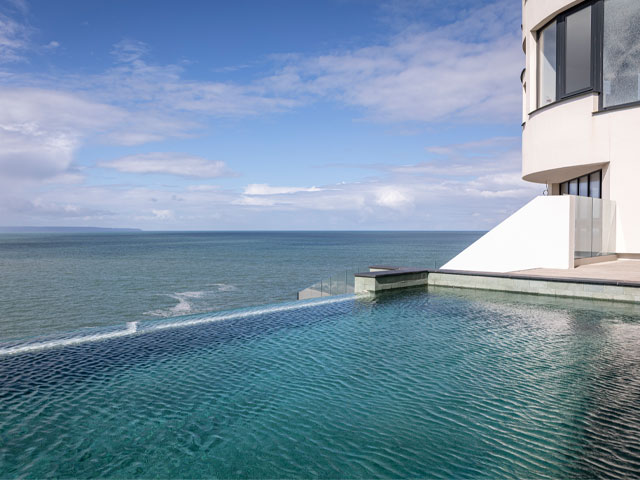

0,0,538,230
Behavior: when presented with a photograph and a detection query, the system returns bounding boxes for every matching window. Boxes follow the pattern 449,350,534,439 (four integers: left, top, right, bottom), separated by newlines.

538,21,557,107
579,175,589,196
589,171,601,198
559,170,602,198
560,182,569,195
603,0,640,107
564,6,592,94
569,179,578,195
537,3,595,108
536,0,640,110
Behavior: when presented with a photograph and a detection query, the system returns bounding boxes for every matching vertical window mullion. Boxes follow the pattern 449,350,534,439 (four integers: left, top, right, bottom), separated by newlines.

557,16,566,100
592,0,604,99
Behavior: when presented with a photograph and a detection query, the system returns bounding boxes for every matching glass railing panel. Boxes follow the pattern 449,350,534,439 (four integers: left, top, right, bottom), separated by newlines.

573,196,616,259
297,266,368,300
574,196,593,259
601,198,616,256
591,198,603,255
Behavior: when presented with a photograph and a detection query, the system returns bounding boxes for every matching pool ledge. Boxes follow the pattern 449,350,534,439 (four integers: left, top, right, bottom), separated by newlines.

355,268,640,303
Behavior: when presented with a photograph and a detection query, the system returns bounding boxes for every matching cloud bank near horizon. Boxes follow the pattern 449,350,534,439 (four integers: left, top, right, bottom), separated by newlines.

0,0,532,230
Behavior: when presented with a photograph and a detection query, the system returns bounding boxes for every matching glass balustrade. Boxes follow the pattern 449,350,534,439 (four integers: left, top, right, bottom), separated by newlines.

574,196,616,259
297,266,369,300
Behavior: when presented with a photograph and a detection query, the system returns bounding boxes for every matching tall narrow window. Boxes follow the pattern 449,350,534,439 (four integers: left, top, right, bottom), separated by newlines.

569,179,578,195
603,0,640,108
589,171,601,198
538,21,557,107
560,182,569,195
564,6,592,95
579,175,589,196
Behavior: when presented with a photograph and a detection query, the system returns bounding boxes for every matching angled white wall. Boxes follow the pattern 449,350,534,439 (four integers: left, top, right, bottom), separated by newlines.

442,196,574,273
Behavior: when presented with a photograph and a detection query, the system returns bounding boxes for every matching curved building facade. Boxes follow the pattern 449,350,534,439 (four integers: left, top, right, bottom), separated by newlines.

443,0,639,272
522,0,640,253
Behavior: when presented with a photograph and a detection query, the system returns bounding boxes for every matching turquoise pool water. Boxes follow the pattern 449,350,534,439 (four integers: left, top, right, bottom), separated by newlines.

2,287,640,478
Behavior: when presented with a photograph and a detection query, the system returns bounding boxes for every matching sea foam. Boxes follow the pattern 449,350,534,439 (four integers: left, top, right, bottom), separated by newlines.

0,295,357,356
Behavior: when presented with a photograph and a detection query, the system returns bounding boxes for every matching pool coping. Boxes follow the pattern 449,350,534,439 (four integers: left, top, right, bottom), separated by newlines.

354,267,640,303
355,267,640,288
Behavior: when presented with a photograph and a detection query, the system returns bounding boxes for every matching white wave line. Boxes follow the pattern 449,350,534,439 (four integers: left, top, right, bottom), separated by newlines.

0,295,357,356
0,322,139,356
151,294,355,331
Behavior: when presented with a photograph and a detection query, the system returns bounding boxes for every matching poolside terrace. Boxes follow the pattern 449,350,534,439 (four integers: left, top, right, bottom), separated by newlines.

354,259,640,304
512,258,640,284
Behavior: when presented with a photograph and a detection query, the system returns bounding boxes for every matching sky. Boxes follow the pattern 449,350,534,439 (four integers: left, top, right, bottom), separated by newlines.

0,0,538,230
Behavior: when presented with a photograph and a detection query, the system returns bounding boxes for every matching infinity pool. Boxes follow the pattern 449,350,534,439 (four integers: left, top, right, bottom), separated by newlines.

2,287,640,478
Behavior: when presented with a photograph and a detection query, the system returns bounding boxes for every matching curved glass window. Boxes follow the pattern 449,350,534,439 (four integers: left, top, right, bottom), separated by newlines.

603,0,640,108
564,6,592,94
536,0,640,110
538,22,557,107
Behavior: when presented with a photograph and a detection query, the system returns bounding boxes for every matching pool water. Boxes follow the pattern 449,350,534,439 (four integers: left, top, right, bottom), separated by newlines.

2,287,640,478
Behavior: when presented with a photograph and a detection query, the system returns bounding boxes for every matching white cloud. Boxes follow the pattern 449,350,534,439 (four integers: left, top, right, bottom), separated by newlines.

0,1,534,230
187,185,220,192
152,209,173,220
5,0,28,16
111,39,148,64
0,11,30,62
100,152,233,178
0,88,122,181
375,187,412,209
262,0,521,124
3,0,521,128
0,151,537,229
244,184,322,195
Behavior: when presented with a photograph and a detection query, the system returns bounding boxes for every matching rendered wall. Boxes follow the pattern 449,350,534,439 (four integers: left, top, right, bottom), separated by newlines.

521,0,640,254
442,196,573,273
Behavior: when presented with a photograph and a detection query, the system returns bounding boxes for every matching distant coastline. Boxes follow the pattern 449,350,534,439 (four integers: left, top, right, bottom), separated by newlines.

0,226,142,233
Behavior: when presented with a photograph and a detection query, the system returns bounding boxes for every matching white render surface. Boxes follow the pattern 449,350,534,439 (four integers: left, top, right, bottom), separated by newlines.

521,0,640,254
442,196,574,273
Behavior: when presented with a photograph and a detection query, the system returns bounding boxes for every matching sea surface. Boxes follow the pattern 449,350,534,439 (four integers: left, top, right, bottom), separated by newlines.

3,231,640,479
2,288,640,478
0,231,480,340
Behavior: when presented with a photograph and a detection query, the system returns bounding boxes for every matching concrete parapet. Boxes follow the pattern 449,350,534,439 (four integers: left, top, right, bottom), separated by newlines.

354,268,430,294
428,271,640,304
348,264,640,304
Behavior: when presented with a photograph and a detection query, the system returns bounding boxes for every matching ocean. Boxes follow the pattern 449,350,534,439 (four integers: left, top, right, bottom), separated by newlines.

3,231,640,478
0,231,480,341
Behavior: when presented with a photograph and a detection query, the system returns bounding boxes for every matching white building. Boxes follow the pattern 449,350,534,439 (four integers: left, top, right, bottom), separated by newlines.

443,0,640,273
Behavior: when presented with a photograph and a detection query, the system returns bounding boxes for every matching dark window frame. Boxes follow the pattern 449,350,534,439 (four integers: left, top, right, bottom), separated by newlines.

536,0,605,108
535,0,640,111
559,169,602,198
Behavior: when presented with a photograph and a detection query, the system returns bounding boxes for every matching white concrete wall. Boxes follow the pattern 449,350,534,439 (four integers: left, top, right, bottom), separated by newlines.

523,100,640,253
521,0,640,254
522,95,609,183
442,196,574,273
525,0,585,33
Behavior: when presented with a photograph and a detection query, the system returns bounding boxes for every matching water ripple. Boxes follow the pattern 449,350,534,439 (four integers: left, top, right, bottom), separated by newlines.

2,288,640,478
